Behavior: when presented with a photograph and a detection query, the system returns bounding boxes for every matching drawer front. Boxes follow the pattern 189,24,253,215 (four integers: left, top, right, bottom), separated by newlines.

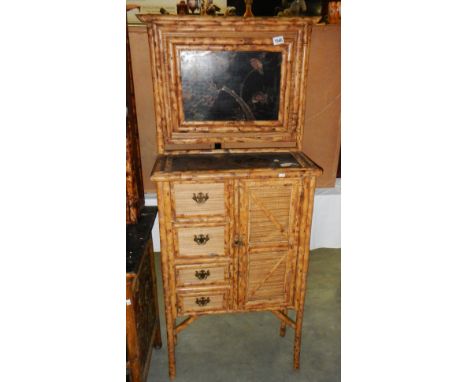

175,225,226,257
175,263,229,287
173,182,225,217
177,289,228,314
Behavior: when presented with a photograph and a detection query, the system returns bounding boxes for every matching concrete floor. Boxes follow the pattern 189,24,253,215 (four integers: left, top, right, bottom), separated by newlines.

148,248,340,382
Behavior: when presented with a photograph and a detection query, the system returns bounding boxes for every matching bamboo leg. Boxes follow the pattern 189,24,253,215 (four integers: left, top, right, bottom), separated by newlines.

294,176,315,369
279,309,287,337
159,249,176,379
174,320,178,346
293,306,304,369
160,290,176,379
164,306,176,379
157,182,177,380
160,284,176,379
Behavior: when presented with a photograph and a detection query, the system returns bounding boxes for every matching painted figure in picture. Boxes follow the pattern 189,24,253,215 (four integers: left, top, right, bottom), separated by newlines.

187,0,199,14
181,51,282,121
177,1,189,14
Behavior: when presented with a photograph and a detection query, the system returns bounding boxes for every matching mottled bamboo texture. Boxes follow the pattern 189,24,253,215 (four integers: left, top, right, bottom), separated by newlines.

137,16,323,380
136,15,314,153
126,239,162,382
126,24,145,224
153,160,320,379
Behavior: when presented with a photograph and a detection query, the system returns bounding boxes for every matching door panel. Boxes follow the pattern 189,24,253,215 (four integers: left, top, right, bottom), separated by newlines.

246,250,289,303
248,185,293,244
238,178,301,308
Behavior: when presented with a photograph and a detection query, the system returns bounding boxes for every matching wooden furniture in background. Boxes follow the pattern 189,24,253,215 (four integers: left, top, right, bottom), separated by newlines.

126,207,162,382
126,8,161,381
127,9,145,224
137,15,322,379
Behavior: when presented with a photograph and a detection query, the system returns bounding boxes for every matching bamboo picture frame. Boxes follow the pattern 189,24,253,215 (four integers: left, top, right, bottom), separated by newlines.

137,15,313,153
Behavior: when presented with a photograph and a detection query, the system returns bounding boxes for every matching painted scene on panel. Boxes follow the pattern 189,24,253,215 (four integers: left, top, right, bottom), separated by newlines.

180,51,282,121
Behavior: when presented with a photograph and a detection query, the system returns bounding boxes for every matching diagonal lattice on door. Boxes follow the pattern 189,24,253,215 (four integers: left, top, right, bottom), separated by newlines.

246,186,293,301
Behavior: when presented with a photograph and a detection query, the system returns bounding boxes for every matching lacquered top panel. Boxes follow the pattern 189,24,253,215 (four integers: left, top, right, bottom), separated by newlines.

163,152,302,172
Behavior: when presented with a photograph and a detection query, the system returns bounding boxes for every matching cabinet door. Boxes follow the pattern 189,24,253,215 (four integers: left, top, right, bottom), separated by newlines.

238,178,302,308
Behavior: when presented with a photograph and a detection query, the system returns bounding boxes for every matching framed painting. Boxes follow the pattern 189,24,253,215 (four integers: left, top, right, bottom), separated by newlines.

137,15,313,153
180,50,282,122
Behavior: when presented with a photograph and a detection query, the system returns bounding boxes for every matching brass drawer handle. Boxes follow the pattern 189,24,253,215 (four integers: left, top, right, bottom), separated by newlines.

192,192,209,204
195,269,210,280
194,234,210,245
195,296,210,306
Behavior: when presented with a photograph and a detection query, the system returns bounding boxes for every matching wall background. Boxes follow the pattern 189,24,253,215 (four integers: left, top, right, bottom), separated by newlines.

128,23,341,190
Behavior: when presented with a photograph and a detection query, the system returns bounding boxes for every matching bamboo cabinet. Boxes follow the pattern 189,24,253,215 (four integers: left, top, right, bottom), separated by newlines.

137,15,322,379
126,208,162,382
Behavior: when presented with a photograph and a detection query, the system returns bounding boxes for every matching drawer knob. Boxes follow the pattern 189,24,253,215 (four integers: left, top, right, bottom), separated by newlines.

195,269,210,280
234,236,243,247
194,234,210,245
192,192,209,204
195,296,210,306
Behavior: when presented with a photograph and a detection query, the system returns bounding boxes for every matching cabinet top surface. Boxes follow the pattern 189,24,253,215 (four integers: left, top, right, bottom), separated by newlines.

151,152,322,179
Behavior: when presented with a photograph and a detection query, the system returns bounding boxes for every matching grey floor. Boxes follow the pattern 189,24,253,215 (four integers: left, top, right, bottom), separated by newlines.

148,248,340,382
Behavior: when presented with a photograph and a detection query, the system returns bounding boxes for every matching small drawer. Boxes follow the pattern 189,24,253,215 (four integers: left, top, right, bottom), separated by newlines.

176,289,228,314
175,225,226,258
173,182,225,218
175,262,229,287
